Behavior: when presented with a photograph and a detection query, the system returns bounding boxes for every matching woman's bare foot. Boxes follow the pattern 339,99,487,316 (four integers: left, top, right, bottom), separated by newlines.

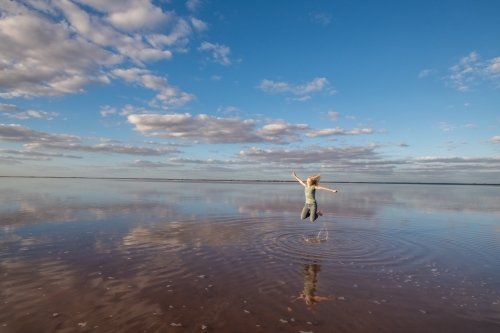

317,211,323,216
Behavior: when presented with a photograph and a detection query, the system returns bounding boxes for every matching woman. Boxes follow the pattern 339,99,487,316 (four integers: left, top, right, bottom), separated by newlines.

292,172,338,222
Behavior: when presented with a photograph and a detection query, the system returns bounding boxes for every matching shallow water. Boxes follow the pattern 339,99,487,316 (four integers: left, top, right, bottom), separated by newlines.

0,179,499,332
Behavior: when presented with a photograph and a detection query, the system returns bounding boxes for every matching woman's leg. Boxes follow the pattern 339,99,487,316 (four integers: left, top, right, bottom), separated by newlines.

300,204,310,220
310,203,318,222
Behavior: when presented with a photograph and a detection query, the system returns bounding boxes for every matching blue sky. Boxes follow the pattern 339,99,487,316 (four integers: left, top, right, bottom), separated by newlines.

1,0,499,182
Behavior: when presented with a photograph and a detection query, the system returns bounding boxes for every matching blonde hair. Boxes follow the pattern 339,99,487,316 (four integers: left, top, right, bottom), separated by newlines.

307,174,321,186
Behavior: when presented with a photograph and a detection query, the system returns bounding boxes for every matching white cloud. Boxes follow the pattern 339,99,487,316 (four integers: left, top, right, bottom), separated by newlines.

190,17,208,32
440,122,455,131
327,111,339,121
120,104,147,116
464,124,476,129
218,106,242,114
259,78,328,95
447,52,500,91
100,106,117,117
345,115,356,120
120,160,173,168
418,69,432,78
127,113,308,144
415,156,500,164
1,109,58,120
0,0,197,98
112,68,196,109
397,142,409,147
0,102,58,120
290,95,311,102
0,123,180,156
485,57,500,77
186,0,202,11
304,127,375,138
146,18,192,48
0,124,79,143
0,103,21,111
24,142,180,156
169,158,257,165
257,78,332,99
96,0,172,31
211,75,221,81
0,149,81,161
488,135,500,143
198,41,231,66
310,12,331,26
239,145,379,164
255,120,309,143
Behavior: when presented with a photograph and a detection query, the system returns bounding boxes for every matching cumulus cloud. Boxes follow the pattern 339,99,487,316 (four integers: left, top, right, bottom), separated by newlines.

397,142,409,147
257,77,331,96
0,0,199,98
198,41,231,65
255,120,309,143
488,135,500,143
112,68,196,109
127,113,308,144
304,127,375,138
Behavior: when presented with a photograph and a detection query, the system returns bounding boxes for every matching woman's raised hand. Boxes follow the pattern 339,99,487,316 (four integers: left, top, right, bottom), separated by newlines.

292,172,297,177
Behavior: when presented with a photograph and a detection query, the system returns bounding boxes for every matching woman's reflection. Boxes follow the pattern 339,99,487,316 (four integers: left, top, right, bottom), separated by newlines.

292,263,332,305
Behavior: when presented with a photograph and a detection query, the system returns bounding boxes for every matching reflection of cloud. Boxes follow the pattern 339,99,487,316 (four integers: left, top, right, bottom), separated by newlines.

0,190,178,228
0,257,166,332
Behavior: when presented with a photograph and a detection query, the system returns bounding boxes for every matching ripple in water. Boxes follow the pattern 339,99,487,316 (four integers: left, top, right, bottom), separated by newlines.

1,180,499,333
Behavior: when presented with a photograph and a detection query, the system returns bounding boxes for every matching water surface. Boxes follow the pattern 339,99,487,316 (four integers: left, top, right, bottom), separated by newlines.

0,179,499,332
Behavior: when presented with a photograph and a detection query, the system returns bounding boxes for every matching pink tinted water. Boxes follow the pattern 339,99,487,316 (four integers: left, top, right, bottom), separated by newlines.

0,179,499,332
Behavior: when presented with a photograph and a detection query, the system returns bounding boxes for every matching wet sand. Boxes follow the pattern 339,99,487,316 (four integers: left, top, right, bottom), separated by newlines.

0,179,499,332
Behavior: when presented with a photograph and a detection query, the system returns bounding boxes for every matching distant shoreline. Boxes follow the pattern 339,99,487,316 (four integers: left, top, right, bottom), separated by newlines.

1,176,499,186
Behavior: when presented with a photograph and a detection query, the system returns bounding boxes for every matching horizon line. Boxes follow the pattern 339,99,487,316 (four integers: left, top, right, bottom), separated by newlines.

1,176,499,186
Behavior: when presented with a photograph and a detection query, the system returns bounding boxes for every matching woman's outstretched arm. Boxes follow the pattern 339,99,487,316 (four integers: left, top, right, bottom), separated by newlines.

292,172,306,186
316,185,338,193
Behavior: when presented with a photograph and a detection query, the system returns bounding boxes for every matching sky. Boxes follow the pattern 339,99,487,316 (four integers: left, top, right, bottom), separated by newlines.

0,0,499,182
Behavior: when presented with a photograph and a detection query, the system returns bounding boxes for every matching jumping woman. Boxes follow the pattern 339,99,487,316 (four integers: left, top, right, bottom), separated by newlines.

292,172,338,222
